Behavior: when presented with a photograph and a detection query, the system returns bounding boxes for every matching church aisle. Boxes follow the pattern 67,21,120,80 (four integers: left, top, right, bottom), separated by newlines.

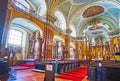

56,66,88,81
2,68,89,81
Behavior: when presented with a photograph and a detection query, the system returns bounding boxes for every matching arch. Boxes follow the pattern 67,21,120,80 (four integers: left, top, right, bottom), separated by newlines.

15,0,31,9
7,18,43,60
10,8,45,32
53,35,64,42
53,35,64,58
10,18,43,37
54,11,66,30
25,0,36,11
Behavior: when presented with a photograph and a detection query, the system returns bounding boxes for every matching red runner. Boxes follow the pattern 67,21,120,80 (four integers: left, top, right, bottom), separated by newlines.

56,66,87,81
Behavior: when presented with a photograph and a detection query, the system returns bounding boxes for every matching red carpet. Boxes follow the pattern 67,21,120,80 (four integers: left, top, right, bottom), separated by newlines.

10,64,34,70
10,66,31,70
19,64,34,67
56,66,87,81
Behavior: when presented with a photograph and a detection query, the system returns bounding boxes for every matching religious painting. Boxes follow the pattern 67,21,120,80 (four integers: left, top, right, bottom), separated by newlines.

83,6,104,18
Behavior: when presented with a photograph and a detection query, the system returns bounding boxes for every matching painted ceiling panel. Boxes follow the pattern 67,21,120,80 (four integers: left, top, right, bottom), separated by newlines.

84,25,109,42
82,6,104,18
78,17,116,36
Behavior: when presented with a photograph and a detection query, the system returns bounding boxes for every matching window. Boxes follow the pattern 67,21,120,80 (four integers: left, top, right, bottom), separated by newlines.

14,1,26,11
8,29,23,46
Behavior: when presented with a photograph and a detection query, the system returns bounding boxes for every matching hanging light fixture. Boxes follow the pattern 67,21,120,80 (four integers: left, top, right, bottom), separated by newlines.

89,25,103,30
89,18,103,30
92,30,103,34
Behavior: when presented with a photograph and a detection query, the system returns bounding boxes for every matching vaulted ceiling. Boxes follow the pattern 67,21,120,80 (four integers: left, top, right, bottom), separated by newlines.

15,0,120,42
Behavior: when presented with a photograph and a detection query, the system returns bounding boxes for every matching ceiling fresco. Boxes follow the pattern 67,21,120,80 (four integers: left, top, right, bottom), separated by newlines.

82,6,104,18
14,0,120,42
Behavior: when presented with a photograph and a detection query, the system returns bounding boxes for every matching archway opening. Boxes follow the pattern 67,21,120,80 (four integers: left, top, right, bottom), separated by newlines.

53,35,64,60
6,18,43,61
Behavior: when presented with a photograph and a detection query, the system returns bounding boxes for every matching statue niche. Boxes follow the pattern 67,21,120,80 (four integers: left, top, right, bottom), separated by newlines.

28,30,43,60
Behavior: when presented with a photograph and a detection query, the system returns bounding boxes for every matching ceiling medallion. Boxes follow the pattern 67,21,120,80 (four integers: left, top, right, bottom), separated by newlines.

83,6,104,18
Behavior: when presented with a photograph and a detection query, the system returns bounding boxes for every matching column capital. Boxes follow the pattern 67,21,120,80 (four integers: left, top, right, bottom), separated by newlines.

46,12,57,25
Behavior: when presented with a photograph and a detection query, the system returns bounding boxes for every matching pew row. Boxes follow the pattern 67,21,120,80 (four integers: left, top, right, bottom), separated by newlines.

34,60,84,74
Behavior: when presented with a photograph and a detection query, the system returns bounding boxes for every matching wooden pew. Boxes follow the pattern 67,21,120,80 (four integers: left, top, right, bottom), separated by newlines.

88,61,120,81
34,60,81,74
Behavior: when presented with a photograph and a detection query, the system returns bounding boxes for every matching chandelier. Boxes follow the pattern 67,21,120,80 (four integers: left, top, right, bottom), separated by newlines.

89,25,103,30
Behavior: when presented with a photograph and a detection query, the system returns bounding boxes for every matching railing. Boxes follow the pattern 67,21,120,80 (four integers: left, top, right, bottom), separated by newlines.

11,0,46,22
11,0,66,33
11,0,79,41
54,25,66,34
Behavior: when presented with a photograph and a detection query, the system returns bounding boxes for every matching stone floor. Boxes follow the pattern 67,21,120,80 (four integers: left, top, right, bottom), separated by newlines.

0,68,89,81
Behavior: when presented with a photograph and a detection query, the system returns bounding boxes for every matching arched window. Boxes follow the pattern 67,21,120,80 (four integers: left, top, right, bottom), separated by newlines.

38,0,47,16
8,29,23,46
70,24,76,37
55,11,66,30
15,0,31,10
14,1,26,11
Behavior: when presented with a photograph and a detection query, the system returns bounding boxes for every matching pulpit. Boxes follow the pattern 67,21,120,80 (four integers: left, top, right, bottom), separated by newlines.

88,61,120,81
